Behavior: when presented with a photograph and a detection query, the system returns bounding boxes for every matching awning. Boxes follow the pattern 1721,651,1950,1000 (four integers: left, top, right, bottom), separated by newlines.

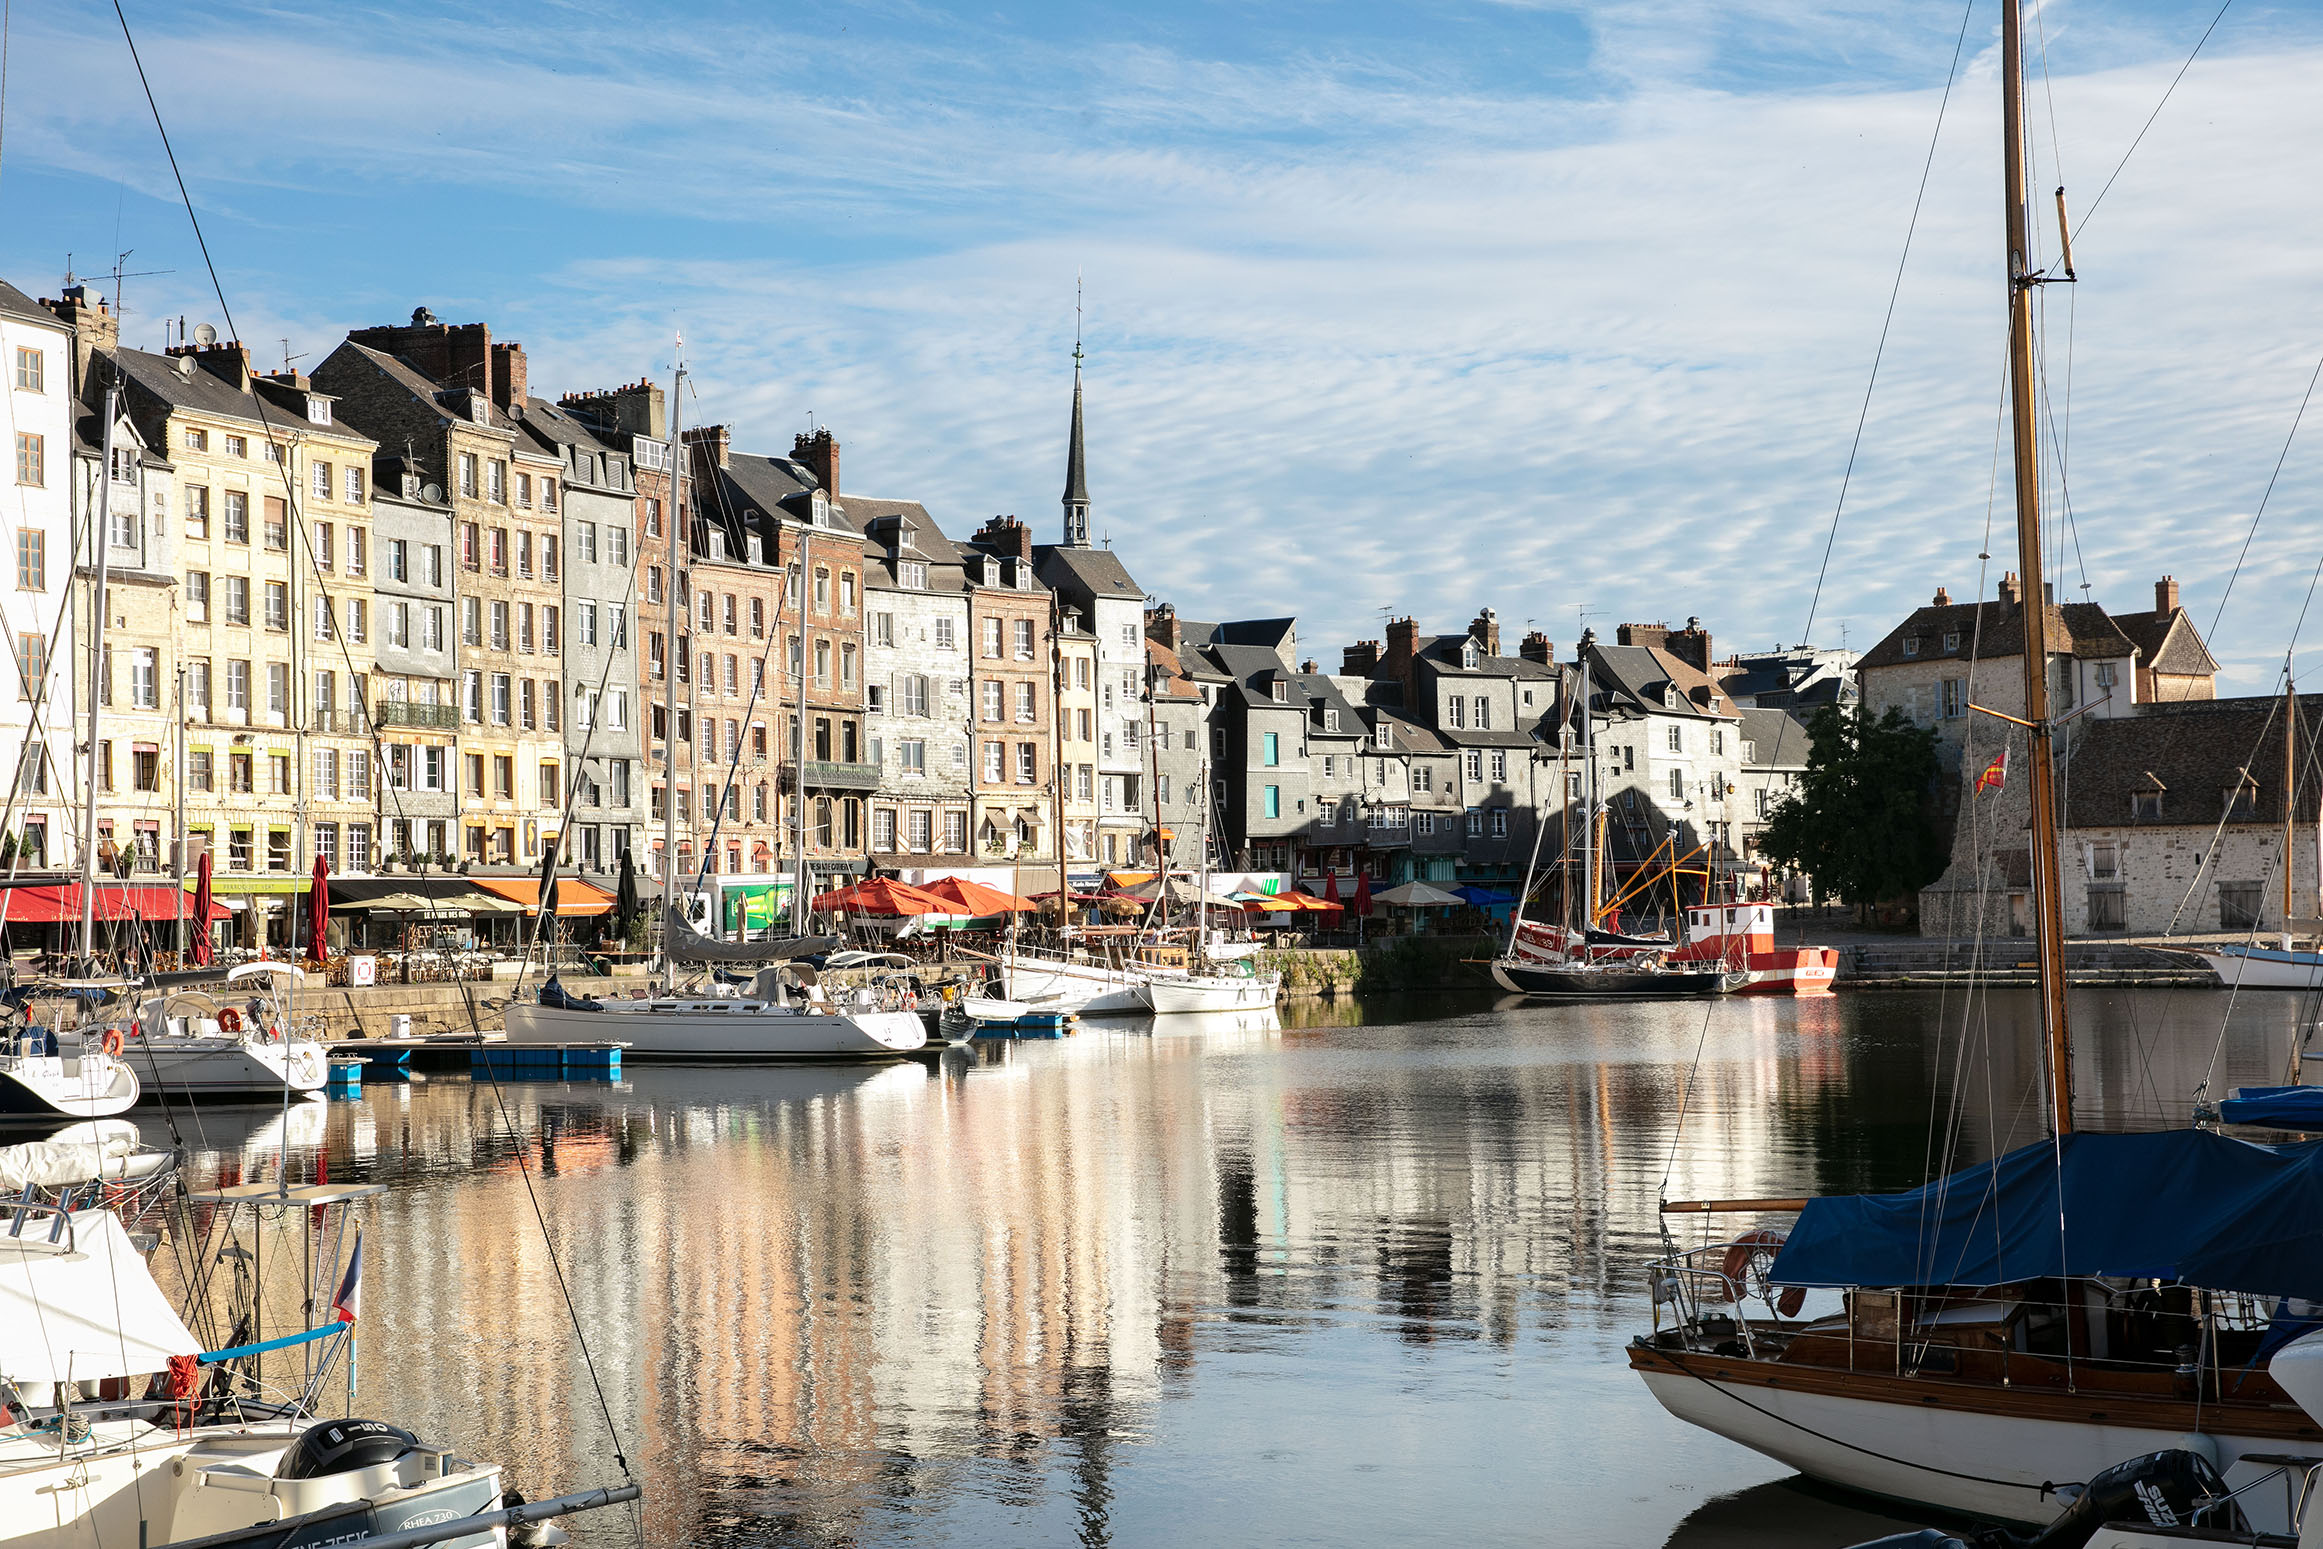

0,884,230,924
327,877,523,916
205,877,314,896
472,877,615,918
1772,1130,2323,1300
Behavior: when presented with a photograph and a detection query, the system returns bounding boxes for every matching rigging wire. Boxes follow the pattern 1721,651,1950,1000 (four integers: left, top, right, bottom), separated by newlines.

2206,348,2323,647
2070,0,2235,242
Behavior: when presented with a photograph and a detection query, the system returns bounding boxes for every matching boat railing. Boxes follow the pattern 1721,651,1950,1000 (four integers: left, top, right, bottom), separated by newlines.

5,1185,80,1253
1647,1243,1764,1355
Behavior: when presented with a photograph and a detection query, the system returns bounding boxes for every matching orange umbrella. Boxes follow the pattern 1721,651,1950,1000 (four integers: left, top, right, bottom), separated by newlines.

810,877,954,916
920,876,1038,915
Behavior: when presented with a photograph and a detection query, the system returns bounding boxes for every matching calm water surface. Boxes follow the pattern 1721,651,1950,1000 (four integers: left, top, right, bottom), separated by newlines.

155,986,2298,1547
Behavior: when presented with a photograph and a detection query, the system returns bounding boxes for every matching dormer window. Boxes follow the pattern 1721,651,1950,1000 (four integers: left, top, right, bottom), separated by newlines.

468,392,490,425
981,557,999,588
306,396,333,426
810,490,831,527
1942,631,1961,651
1661,684,1678,709
1375,724,1393,751
1902,638,1920,657
1462,640,1479,669
2132,789,2163,821
1271,679,1287,704
2225,780,2259,821
899,561,928,590
1324,708,1340,732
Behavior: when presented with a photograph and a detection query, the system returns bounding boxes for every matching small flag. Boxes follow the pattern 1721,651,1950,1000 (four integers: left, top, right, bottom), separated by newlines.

1975,748,2009,794
330,1229,364,1325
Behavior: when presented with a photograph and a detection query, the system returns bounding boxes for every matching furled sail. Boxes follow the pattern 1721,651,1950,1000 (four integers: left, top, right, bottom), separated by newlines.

662,905,840,966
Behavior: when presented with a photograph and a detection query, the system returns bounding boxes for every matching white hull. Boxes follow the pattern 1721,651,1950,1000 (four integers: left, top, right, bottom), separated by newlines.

2195,946,2323,989
0,1056,139,1120
995,955,1163,1016
962,995,1032,1021
1137,973,1281,1014
505,999,926,1059
1636,1366,2297,1533
125,1036,328,1099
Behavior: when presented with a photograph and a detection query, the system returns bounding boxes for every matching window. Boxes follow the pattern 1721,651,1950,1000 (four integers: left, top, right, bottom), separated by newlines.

220,576,248,625
1014,681,1036,722
183,426,208,453
934,616,954,650
1465,809,1483,836
2088,843,2119,881
944,810,967,852
901,739,926,776
645,497,661,537
264,497,288,551
899,560,927,590
982,618,1002,658
1902,638,1920,657
902,674,929,717
14,531,41,592
542,534,557,581
1464,751,1482,782
2226,782,2259,821
1941,678,1965,719
12,347,41,392
1711,728,1724,755
188,660,210,713
2220,882,2263,931
223,434,245,458
1491,751,1507,781
981,679,1003,722
268,752,292,795
1669,767,1685,801
489,528,507,575
1264,785,1281,820
2132,789,2164,821
516,472,532,508
491,601,510,650
494,755,514,798
223,491,248,544
492,673,511,725
983,740,1004,783
1491,808,1509,838
814,568,830,610
184,484,210,538
346,465,364,505
1667,724,1683,752
266,662,289,717
2096,661,2118,692
873,807,897,853
225,659,249,713
313,594,335,641
313,748,338,799
264,581,289,630
1445,695,1464,729
1013,619,1035,659
1474,696,1489,730
189,750,214,792
488,460,507,504
13,432,43,488
313,462,332,500
306,396,332,426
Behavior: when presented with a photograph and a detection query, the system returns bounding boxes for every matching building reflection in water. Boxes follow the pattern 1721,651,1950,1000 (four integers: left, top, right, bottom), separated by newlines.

151,989,2297,1547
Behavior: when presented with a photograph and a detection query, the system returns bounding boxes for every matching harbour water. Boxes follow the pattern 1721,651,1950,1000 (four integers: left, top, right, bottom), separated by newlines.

157,987,2295,1546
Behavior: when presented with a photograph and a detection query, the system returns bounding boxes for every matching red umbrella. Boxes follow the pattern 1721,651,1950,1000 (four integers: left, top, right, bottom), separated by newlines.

305,854,330,965
1352,870,1373,917
810,877,952,916
190,851,215,967
1320,871,1344,914
921,876,1038,914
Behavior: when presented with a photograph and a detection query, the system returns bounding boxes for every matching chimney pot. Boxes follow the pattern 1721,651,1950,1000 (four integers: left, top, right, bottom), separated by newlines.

2156,575,2180,614
1933,586,1951,606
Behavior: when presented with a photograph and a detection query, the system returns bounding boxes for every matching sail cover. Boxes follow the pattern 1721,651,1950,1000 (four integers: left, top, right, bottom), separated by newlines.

1,1210,200,1385
1771,1129,2323,1299
662,905,841,966
2217,1086,2323,1130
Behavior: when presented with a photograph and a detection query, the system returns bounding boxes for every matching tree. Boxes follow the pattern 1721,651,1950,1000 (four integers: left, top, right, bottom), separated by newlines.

1756,704,1945,919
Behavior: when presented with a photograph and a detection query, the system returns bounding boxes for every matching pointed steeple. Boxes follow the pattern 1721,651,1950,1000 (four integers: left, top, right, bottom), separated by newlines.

1062,282,1090,546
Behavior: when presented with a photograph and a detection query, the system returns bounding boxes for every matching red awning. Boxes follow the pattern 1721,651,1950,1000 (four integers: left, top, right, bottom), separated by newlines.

0,884,232,924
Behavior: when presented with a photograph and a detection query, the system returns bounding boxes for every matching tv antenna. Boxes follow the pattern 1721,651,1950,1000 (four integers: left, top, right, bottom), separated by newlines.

280,339,307,374
99,250,174,323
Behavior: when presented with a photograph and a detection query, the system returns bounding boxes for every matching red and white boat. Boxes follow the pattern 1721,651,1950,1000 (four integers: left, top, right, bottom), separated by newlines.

1507,918,1668,967
1668,902,1837,996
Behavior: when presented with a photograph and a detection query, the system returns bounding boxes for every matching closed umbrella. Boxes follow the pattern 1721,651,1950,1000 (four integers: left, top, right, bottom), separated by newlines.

537,841,561,924
305,854,330,965
1320,871,1344,915
1352,871,1373,917
190,851,215,967
614,849,641,936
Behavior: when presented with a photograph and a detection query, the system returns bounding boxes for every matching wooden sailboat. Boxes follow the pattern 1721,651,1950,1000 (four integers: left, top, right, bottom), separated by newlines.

2190,679,2323,987
1629,4,2323,1532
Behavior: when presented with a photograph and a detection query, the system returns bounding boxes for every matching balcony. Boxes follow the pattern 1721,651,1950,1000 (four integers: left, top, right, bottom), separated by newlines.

779,760,881,792
375,701,460,729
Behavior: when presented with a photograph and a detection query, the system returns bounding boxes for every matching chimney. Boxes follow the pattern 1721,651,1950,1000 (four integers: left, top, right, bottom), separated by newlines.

2156,575,2180,614
45,284,120,385
1383,617,1421,705
1666,616,1713,673
172,337,253,393
1933,586,1952,606
972,515,1034,562
489,340,527,412
683,424,731,471
1997,572,2021,609
793,428,839,497
560,379,667,441
1617,621,1672,651
1343,640,1382,676
1146,604,1184,655
1467,607,1502,657
347,311,494,403
1519,631,1554,665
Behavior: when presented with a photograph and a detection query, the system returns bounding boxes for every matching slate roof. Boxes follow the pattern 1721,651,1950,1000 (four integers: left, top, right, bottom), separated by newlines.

1736,707,1815,767
855,498,969,592
516,395,615,459
1857,599,2133,671
1368,707,1448,755
1034,543,1144,601
1289,672,1364,737
1148,637,1203,701
1438,728,1542,750
0,279,62,329
1413,633,1559,680
1214,618,1296,651
327,339,514,434
2063,696,2323,828
1587,642,1736,721
2110,607,2221,679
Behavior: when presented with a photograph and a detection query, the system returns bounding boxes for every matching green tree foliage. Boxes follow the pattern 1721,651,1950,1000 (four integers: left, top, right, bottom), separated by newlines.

1757,705,1945,912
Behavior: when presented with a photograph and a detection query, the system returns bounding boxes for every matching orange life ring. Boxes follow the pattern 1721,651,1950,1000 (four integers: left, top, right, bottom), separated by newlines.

218,1006,243,1035
1720,1229,1806,1317
99,1028,124,1057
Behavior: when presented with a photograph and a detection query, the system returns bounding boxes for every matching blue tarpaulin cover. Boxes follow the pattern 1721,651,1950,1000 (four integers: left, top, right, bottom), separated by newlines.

2217,1086,2323,1130
1456,887,1516,906
1769,1130,2323,1299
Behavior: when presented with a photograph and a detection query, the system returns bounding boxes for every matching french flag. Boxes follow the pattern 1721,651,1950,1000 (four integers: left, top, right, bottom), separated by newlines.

331,1230,364,1325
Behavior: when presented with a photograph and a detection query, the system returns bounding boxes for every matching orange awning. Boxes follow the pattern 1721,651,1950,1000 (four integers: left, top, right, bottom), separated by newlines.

472,877,616,917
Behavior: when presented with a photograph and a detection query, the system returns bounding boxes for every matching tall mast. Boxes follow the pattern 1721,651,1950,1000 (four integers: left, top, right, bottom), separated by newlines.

791,525,811,937
2286,676,2298,935
1052,606,1067,923
2002,0,2073,1135
80,378,119,966
1580,654,1596,934
659,361,684,994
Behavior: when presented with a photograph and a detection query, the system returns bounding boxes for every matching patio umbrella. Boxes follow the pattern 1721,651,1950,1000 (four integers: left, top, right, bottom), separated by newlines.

1352,871,1373,917
921,876,1037,915
1320,872,1344,914
1374,880,1465,907
304,854,330,965
812,877,951,916
537,842,561,924
614,850,641,935
190,851,215,967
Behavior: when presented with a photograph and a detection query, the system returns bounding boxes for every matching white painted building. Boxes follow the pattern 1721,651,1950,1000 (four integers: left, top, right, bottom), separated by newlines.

0,280,74,870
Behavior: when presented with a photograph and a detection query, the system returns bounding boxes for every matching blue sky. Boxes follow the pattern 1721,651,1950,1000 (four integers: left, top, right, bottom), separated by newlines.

5,0,2323,686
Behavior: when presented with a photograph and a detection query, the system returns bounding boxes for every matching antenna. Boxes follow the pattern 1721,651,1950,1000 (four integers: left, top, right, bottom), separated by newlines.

1074,270,1084,370
279,339,307,374
191,323,217,348
104,249,174,322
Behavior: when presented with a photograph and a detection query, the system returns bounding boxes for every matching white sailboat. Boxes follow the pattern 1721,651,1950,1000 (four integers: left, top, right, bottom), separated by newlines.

126,963,328,1100
1132,760,1280,1014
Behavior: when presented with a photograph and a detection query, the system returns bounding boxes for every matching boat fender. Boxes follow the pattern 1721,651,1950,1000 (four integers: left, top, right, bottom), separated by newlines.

218,1006,243,1035
1718,1230,1806,1316
277,1418,420,1480
99,1028,124,1057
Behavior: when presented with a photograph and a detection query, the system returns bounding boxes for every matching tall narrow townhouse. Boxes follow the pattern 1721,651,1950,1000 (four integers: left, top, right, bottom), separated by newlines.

316,314,564,869
1143,605,1228,872
1054,610,1100,873
0,279,75,871
857,501,973,869
776,431,872,886
961,517,1055,864
367,452,459,864
519,397,644,877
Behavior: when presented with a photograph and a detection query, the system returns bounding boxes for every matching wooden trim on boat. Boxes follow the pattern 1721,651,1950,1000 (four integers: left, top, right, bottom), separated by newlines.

1660,1197,1814,1214
1626,1344,2323,1440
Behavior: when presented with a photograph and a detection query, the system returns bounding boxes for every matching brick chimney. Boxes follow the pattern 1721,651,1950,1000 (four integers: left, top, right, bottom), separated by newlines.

172,338,253,393
489,340,527,412
1382,617,1421,705
1146,604,1184,655
45,284,120,386
1468,607,1502,657
2156,575,2180,614
1343,640,1382,676
973,515,1033,561
793,428,839,496
1997,572,2020,609
1519,631,1554,665
1617,621,1671,651
348,310,496,402
1666,616,1713,672
683,424,731,470
1933,586,1952,606
559,379,667,441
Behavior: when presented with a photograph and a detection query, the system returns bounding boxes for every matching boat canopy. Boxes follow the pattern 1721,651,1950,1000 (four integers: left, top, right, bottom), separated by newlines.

2216,1086,2323,1129
1770,1129,2323,1300
663,905,841,965
1,1210,200,1384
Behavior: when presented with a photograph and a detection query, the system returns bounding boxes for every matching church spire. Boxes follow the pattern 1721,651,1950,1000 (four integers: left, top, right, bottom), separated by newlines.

1063,279,1090,547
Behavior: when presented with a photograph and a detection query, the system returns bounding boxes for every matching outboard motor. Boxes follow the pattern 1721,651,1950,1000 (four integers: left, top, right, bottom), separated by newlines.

1842,1449,2247,1549
277,1418,420,1479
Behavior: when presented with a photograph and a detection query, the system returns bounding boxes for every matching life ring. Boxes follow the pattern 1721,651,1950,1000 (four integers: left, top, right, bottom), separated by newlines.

218,1006,243,1035
99,1028,124,1057
1720,1229,1807,1317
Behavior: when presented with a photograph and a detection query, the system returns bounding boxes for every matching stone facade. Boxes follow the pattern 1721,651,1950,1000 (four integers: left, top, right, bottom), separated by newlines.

963,518,1056,862
859,500,973,865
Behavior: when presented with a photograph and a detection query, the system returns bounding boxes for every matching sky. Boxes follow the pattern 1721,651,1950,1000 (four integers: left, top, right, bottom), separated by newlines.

3,0,2322,689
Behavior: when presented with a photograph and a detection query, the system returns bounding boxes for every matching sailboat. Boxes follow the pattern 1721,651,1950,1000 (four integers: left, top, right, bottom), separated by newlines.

124,962,329,1100
1491,657,1738,998
1133,764,1281,1014
503,361,925,1060
1629,6,2323,1533
2188,683,2323,987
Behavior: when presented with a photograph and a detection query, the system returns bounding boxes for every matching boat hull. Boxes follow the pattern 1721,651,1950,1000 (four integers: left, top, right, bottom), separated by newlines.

995,956,1157,1016
1489,960,1737,999
125,1036,329,1099
0,1056,139,1120
1734,955,1840,997
1136,974,1281,1014
1629,1345,2305,1533
503,1000,926,1060
2194,946,2323,989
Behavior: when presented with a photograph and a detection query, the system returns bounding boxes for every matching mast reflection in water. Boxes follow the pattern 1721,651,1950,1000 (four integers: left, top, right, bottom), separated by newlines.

159,988,2294,1547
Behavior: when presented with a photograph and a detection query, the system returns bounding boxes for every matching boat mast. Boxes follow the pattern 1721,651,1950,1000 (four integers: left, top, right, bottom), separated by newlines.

791,524,810,937
1051,603,1069,930
659,361,684,995
2001,0,2073,1136
80,376,119,967
2286,676,2298,936
1506,731,1554,956
1580,655,1596,935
